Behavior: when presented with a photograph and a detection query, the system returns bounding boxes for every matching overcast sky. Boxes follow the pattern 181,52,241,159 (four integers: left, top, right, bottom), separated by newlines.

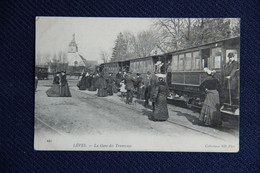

36,17,153,63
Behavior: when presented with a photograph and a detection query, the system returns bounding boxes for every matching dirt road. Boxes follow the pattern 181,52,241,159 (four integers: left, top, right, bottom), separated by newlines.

34,80,239,152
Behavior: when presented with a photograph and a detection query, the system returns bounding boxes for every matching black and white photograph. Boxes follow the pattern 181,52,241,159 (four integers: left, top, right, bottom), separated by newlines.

35,17,240,152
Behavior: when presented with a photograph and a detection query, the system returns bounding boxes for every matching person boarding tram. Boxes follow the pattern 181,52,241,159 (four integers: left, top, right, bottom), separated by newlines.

222,52,240,105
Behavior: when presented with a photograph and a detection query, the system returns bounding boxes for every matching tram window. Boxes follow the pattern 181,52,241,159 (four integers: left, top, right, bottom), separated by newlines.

172,55,178,71
201,49,210,68
179,54,184,71
192,51,201,70
185,53,192,71
212,48,222,69
134,62,137,73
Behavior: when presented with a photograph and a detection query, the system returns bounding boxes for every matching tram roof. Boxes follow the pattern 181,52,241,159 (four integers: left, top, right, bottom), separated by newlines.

100,36,240,65
165,36,240,55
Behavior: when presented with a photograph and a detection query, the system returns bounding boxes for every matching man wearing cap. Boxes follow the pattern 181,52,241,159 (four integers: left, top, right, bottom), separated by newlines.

143,71,157,107
222,52,240,104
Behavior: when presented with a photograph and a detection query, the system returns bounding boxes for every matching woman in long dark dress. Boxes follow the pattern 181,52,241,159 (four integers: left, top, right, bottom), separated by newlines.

150,77,169,121
97,74,108,97
199,68,222,126
77,73,87,90
88,74,97,91
46,72,60,97
60,71,72,97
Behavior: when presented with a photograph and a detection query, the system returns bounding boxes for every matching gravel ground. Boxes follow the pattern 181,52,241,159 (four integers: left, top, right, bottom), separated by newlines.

34,80,239,152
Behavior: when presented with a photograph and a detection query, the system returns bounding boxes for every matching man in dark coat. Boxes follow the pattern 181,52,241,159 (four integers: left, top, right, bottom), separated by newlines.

222,52,240,104
125,72,135,104
107,73,114,96
143,71,157,107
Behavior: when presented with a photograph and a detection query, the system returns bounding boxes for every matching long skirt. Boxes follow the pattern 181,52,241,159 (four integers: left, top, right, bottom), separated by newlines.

97,88,108,97
60,83,72,97
46,84,60,97
199,90,221,126
152,94,169,121
107,85,113,96
112,83,118,93
88,84,97,91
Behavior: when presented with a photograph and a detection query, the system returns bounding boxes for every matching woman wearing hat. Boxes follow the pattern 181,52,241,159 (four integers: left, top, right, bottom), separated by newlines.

150,77,169,121
60,71,72,97
97,73,108,97
77,72,88,90
46,72,60,97
199,68,222,126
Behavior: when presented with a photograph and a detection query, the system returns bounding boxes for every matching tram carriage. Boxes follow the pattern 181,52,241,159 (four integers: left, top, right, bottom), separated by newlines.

166,36,240,115
99,36,240,116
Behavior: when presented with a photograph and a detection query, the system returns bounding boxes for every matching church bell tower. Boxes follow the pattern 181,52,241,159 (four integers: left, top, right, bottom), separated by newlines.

68,33,78,53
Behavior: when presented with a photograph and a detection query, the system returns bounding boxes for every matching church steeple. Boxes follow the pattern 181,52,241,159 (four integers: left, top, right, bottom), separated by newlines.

68,33,78,53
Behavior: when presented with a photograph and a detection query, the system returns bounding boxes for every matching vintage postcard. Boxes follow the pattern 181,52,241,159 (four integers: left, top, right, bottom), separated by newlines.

35,17,240,152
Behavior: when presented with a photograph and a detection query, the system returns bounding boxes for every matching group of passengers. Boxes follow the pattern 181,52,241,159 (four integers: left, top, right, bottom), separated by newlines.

45,71,72,97
43,52,239,126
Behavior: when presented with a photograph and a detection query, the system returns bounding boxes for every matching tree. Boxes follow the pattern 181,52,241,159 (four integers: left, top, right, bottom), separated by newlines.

111,32,127,62
100,50,110,63
153,18,186,51
153,18,237,51
133,30,159,58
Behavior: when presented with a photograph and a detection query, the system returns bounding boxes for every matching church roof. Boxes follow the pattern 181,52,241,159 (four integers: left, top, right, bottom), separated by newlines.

69,40,77,47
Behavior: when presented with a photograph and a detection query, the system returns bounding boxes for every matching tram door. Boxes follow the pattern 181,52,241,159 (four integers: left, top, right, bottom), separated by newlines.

201,49,210,68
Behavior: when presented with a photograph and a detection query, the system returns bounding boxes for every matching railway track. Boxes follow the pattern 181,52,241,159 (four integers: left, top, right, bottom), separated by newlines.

35,116,66,136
